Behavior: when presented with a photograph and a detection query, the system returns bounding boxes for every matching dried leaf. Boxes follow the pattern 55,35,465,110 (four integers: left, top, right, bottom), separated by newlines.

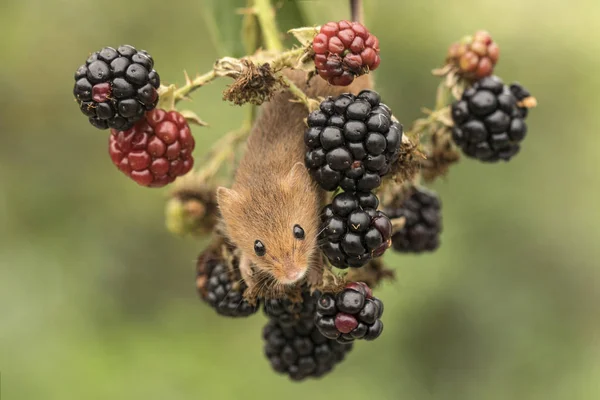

179,109,209,126
288,26,319,46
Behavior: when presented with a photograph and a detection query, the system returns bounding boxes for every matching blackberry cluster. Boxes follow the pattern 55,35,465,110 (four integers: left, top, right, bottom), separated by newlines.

451,76,531,162
195,246,259,317
315,282,384,343
312,20,381,86
264,289,318,327
320,191,392,268
263,316,353,381
74,45,160,130
305,90,402,192
446,30,499,80
385,186,442,253
109,109,194,187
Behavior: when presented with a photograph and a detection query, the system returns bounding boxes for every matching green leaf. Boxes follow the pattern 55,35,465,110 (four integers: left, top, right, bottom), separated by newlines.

203,0,247,58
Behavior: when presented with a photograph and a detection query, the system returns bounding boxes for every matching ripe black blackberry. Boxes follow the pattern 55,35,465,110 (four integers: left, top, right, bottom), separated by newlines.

263,316,353,381
320,191,392,268
451,76,532,162
73,45,161,130
264,289,318,327
385,186,442,253
196,246,259,317
305,90,403,191
314,282,384,343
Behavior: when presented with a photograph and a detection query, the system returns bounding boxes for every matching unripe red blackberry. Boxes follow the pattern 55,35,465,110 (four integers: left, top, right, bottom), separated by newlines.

384,186,442,253
446,30,499,80
109,109,194,187
314,282,384,343
451,76,532,162
196,246,259,318
74,45,160,130
263,316,353,381
312,20,380,86
320,192,392,269
264,289,318,328
305,90,402,192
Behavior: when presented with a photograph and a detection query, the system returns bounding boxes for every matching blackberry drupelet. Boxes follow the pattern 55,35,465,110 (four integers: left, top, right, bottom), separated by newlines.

312,20,381,86
320,191,392,268
196,246,259,317
109,109,194,187
74,45,160,130
385,186,442,253
263,316,353,381
264,289,318,327
305,90,403,192
451,76,531,162
314,282,384,343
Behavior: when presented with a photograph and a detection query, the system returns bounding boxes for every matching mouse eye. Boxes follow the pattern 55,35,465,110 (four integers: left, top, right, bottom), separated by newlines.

293,224,305,240
254,240,266,256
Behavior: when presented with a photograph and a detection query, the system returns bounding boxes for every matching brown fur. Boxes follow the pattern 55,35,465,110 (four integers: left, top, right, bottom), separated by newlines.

218,70,372,286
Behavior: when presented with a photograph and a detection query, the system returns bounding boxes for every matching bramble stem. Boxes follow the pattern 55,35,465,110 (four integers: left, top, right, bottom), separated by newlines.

254,0,284,52
173,70,218,103
280,76,319,111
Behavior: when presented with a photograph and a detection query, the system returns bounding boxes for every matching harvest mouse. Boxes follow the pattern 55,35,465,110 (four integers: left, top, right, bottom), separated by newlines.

217,69,372,290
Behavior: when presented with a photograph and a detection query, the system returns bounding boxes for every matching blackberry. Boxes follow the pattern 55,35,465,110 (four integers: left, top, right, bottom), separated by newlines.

263,317,353,381
446,30,499,80
314,282,384,343
264,289,318,327
320,191,392,269
74,45,160,130
385,186,442,253
196,246,259,317
451,76,531,162
305,90,403,191
312,20,381,86
109,109,194,187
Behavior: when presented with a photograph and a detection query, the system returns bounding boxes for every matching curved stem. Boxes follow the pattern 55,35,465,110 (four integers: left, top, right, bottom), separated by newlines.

174,70,218,102
254,0,284,52
280,75,318,111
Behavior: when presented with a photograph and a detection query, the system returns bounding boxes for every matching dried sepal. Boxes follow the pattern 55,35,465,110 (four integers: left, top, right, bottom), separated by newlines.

345,259,395,290
221,59,287,106
385,134,425,186
420,127,461,182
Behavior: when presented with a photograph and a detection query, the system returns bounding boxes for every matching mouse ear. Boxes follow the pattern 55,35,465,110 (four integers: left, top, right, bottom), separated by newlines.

216,187,242,210
284,162,309,186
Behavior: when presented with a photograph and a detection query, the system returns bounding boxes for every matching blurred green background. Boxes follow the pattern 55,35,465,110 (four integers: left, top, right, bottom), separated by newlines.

1,0,599,399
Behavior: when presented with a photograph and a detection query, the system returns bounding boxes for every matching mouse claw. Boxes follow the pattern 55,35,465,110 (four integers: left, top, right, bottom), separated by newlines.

238,254,256,291
307,257,325,291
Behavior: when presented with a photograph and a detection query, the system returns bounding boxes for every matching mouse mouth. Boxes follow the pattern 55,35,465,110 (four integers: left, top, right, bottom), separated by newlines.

276,259,307,285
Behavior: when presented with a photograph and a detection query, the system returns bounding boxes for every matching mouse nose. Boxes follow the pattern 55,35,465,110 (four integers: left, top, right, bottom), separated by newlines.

285,267,305,282
281,259,306,283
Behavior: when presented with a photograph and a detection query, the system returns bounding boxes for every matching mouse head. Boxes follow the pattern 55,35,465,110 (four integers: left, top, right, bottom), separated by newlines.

217,163,320,285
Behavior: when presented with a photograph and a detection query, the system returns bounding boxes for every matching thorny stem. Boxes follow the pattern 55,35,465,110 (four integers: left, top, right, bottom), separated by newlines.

269,47,306,71
173,70,218,103
253,0,284,52
171,46,306,107
281,75,320,111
